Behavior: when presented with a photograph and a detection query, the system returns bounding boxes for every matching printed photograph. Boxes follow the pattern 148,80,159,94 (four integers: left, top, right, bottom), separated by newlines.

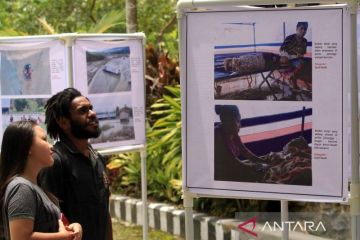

2,98,47,131
86,46,131,94
214,104,312,185
89,94,135,144
1,48,51,95
214,21,312,101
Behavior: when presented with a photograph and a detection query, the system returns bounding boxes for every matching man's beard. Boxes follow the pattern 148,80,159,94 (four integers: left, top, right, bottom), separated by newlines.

70,118,101,139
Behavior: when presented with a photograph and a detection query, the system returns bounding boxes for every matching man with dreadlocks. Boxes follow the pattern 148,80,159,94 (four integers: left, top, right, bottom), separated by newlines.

39,88,113,240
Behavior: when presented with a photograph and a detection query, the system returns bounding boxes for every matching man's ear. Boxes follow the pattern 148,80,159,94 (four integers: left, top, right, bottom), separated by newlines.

56,117,70,130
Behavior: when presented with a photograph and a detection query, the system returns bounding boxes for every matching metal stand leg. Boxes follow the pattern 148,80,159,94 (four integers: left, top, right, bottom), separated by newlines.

140,150,148,240
184,192,194,240
350,8,360,240
281,200,289,240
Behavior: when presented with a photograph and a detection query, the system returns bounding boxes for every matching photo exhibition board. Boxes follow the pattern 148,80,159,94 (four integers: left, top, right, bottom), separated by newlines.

182,6,350,201
72,38,146,150
0,39,68,146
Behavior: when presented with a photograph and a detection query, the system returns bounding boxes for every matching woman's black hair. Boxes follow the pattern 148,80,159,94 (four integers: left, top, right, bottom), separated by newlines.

45,88,82,139
0,120,36,203
0,120,58,212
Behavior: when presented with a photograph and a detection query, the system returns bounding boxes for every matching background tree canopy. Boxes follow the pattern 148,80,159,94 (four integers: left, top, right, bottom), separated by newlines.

0,0,178,58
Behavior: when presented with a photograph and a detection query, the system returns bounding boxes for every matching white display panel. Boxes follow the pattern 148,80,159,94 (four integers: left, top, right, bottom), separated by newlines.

182,6,350,201
73,38,146,150
0,39,68,145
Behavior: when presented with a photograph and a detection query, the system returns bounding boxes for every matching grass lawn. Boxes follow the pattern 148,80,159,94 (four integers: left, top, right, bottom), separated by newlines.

112,219,184,240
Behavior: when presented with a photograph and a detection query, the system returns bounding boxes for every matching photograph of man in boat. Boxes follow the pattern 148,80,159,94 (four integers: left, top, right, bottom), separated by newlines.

214,21,312,101
214,104,312,185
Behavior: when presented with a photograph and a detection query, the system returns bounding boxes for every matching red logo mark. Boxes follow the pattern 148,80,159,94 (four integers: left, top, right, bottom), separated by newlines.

238,216,258,237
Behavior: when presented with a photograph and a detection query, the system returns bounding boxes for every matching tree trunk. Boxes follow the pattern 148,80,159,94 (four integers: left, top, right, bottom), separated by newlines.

126,0,137,33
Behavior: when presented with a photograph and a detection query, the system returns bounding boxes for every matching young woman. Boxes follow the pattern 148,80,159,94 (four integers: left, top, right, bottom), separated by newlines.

0,120,82,240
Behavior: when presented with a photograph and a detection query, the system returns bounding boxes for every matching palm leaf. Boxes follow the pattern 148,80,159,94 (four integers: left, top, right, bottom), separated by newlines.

37,17,56,34
146,128,171,138
0,29,27,36
159,128,177,143
151,103,170,109
164,85,181,97
163,95,181,110
163,145,181,164
152,121,176,129
151,109,174,115
88,10,125,33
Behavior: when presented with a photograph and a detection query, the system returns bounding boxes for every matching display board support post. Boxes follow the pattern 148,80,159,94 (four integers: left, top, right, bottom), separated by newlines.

140,34,148,240
178,4,194,239
281,200,289,240
349,1,360,239
140,149,148,240
65,37,73,86
184,191,195,240
60,33,77,86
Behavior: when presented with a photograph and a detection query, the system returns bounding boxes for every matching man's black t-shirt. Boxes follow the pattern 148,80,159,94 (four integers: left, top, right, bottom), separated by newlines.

39,136,110,240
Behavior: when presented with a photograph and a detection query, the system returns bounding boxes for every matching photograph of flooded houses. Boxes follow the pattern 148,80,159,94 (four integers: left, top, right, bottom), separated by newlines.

89,94,135,144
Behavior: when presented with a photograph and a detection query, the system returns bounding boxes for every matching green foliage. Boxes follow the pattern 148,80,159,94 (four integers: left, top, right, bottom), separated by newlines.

146,85,182,203
138,0,178,59
88,10,125,33
148,85,181,160
0,29,27,36
0,0,179,57
12,99,27,112
0,0,126,34
108,152,141,198
11,99,46,112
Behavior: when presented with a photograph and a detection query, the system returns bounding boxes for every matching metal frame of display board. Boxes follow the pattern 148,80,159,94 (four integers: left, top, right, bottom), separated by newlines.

177,1,359,240
0,33,149,240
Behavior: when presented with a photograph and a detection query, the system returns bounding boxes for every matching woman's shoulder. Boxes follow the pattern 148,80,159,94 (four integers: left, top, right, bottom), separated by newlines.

6,177,35,194
7,176,31,186
4,177,38,205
